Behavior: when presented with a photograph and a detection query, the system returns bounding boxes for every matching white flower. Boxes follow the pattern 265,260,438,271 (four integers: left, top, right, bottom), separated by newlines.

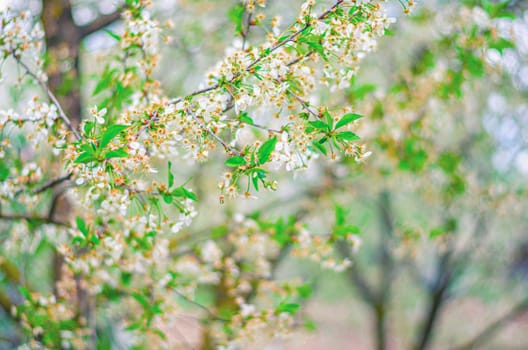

201,240,223,264
240,303,256,317
90,106,107,124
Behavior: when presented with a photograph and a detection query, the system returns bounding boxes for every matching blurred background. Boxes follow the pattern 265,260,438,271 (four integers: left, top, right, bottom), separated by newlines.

1,0,528,349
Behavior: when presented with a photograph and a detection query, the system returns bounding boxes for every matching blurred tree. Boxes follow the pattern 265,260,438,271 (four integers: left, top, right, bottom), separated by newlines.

0,0,526,349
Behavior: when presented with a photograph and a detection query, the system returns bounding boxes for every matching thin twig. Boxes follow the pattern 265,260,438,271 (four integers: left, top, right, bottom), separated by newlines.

31,173,72,195
13,56,81,140
186,108,241,155
0,213,70,227
242,10,253,50
174,290,229,322
289,90,319,118
168,0,343,106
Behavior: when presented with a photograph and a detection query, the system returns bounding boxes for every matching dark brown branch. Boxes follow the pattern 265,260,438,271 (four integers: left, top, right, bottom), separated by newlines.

241,10,253,50
32,174,72,195
413,245,455,350
335,241,377,305
80,10,122,38
0,213,69,227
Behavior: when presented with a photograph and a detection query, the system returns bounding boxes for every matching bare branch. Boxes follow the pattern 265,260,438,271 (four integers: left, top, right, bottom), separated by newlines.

80,10,122,38
0,213,70,227
336,241,378,305
241,10,253,50
174,290,229,322
31,174,72,195
13,56,81,140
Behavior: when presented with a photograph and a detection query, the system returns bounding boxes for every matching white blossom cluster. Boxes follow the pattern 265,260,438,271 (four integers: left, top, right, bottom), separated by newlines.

0,0,418,348
0,9,46,81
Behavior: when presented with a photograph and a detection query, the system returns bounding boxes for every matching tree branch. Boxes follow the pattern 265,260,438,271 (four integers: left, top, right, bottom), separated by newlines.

453,297,528,350
13,56,81,140
0,213,69,227
33,174,72,195
335,241,377,305
168,0,344,106
174,290,229,322
186,108,241,155
80,10,122,38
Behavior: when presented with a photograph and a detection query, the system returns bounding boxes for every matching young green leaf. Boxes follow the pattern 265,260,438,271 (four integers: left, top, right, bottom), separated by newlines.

172,187,198,201
312,140,328,156
297,284,312,299
238,111,254,125
76,217,89,237
276,302,300,315
104,29,121,41
336,131,361,141
228,4,245,34
74,151,97,164
83,121,95,136
258,136,278,164
99,124,128,150
225,156,247,167
162,193,173,204
308,120,328,131
105,148,128,159
335,113,362,129
168,161,174,189
324,109,334,130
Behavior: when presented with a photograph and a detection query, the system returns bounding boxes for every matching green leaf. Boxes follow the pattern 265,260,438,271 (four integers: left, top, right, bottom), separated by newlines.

336,131,360,141
104,29,121,41
297,284,312,299
72,236,85,246
74,151,97,164
228,4,245,34
464,52,484,77
334,225,360,238
93,66,117,96
211,225,228,239
335,113,362,129
258,136,278,164
99,124,127,150
304,319,317,332
168,161,174,189
225,156,247,167
308,120,328,131
76,217,88,237
18,286,32,302
132,293,151,311
172,187,198,201
105,148,128,159
489,37,514,54
276,302,300,315
239,111,254,125
324,109,334,130
162,193,173,204
299,34,327,60
90,234,100,245
83,121,95,136
335,205,346,226
252,174,259,191
312,140,327,156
